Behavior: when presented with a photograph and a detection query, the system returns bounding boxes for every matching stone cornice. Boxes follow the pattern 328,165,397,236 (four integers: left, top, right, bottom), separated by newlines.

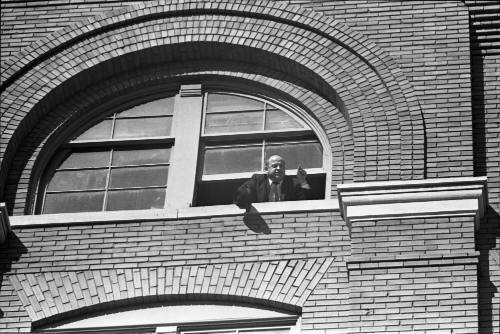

337,177,488,229
0,202,11,244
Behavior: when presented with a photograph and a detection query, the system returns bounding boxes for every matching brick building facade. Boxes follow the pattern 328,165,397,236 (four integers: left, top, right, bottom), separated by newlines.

0,1,498,333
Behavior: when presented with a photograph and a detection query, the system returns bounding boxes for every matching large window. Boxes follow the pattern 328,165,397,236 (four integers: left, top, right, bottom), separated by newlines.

37,85,326,214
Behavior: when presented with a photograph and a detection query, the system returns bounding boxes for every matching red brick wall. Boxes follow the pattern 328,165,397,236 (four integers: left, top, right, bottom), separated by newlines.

1,211,350,331
1,0,425,214
466,1,500,332
1,0,498,333
348,215,479,333
348,260,479,333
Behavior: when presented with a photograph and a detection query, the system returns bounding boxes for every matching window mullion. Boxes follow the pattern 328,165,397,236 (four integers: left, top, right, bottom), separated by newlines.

164,84,204,209
110,112,117,139
102,148,114,211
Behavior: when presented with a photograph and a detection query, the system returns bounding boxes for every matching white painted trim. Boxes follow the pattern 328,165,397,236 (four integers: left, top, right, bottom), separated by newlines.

165,86,204,209
201,168,325,181
156,326,177,334
9,200,339,228
179,84,202,97
0,203,11,244
337,177,488,229
346,199,479,221
337,176,487,191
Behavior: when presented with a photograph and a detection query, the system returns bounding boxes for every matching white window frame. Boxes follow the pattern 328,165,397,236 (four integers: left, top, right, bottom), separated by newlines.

36,83,331,214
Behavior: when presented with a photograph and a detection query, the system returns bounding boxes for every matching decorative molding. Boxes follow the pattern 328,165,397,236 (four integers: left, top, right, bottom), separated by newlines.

337,177,488,229
9,200,339,228
0,202,11,244
10,258,334,324
346,251,480,271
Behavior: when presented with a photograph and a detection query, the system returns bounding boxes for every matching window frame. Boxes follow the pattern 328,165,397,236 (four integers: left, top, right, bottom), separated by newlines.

197,90,328,182
35,83,332,214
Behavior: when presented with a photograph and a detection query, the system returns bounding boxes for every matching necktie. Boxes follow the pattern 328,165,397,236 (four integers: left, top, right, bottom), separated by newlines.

270,182,280,202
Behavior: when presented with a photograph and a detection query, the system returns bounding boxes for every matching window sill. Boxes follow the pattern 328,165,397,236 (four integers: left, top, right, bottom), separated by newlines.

9,200,339,228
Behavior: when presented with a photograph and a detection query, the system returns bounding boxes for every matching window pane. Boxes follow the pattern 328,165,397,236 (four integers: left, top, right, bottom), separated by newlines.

118,97,175,117
207,93,263,113
112,148,171,166
109,166,169,188
265,141,322,169
205,111,263,134
265,108,303,130
203,145,262,174
106,188,166,211
59,151,110,169
113,116,172,138
43,191,104,213
48,169,108,191
74,120,112,140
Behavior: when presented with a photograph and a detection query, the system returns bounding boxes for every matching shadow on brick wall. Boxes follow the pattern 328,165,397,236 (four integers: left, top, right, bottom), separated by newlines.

0,232,27,319
477,206,499,334
243,206,271,234
471,48,487,178
0,232,27,289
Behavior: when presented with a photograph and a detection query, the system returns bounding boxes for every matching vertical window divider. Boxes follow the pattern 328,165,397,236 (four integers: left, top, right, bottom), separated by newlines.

102,148,114,211
200,92,208,136
262,139,266,171
164,84,204,209
110,112,117,139
261,102,267,170
263,102,268,131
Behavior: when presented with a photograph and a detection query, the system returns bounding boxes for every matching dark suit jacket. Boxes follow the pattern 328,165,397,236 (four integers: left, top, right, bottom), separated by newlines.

233,174,308,209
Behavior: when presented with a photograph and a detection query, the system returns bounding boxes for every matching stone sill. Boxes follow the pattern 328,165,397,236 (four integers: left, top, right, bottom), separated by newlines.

346,251,480,270
337,176,488,229
8,199,339,228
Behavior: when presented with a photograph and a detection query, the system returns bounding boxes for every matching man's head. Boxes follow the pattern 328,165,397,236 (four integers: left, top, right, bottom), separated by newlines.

265,155,286,182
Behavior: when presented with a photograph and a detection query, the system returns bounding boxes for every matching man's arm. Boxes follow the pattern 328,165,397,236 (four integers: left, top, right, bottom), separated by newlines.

294,166,310,200
233,175,258,210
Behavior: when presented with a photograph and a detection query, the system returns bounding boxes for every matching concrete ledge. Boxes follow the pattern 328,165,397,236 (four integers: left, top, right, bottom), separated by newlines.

337,176,487,229
0,203,11,244
9,199,339,228
346,251,480,270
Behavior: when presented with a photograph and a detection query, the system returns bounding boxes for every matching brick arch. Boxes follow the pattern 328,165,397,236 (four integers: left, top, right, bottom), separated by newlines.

0,0,425,204
8,63,351,214
9,258,333,326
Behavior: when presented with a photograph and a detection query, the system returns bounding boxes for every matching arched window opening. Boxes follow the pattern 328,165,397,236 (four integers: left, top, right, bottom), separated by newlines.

37,84,327,214
197,92,325,206
36,304,299,334
37,97,176,214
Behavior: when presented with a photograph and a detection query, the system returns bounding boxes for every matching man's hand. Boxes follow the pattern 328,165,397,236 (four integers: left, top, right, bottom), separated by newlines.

296,165,308,185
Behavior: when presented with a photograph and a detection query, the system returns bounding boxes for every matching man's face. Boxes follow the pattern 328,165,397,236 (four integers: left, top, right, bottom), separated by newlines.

266,156,285,182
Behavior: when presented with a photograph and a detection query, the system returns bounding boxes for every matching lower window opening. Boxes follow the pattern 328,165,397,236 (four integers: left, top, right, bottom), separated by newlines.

195,173,326,206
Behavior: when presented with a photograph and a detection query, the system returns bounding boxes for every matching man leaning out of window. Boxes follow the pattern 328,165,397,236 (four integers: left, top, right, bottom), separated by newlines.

233,155,311,211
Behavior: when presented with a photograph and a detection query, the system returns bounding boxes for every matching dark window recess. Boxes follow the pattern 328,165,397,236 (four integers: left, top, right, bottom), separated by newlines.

195,173,326,206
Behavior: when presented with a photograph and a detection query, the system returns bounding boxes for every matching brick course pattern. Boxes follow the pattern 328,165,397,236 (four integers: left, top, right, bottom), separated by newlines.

347,214,480,333
1,0,426,207
0,0,498,333
287,0,477,179
4,66,352,215
0,211,350,331
348,260,479,333
466,1,500,333
350,216,476,258
9,258,334,326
